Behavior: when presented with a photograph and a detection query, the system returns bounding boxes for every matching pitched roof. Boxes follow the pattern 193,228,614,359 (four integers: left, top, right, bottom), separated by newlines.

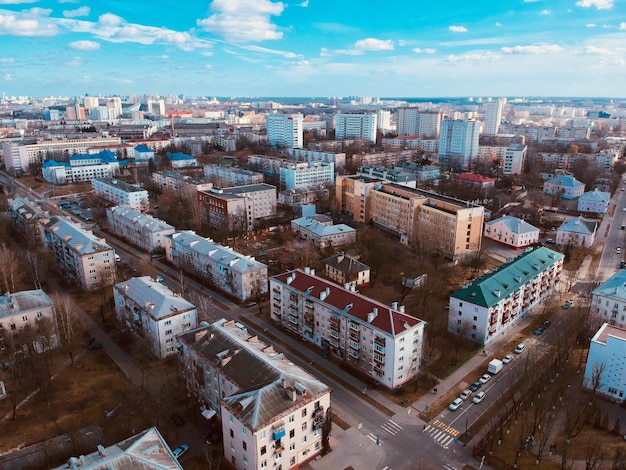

108,206,174,233
272,269,423,336
545,174,584,187
44,216,113,255
322,253,370,274
558,216,597,235
485,216,539,234
0,289,52,319
114,276,196,320
291,216,356,237
592,270,626,302
451,247,564,308
579,189,610,203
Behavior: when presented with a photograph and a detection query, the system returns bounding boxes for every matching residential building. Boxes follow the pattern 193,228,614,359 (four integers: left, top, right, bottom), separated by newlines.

448,247,564,345
267,113,304,149
133,144,154,162
270,268,426,389
577,189,611,214
166,231,267,301
42,150,120,185
584,323,626,401
151,171,213,198
198,184,277,233
382,136,439,152
1,141,29,176
334,175,381,224
455,173,495,194
357,166,416,188
543,173,586,199
590,271,626,329
280,162,334,190
0,289,58,352
322,253,370,288
114,276,197,359
482,99,504,135
483,216,540,249
397,162,441,185
167,152,198,168
41,216,116,291
248,154,294,176
287,148,346,168
556,216,597,247
8,197,49,245
351,150,412,168
203,164,265,187
438,119,481,169
278,188,322,207
291,215,356,249
92,177,149,212
335,113,377,143
396,109,442,138
106,206,175,252
178,319,331,470
503,143,527,175
51,427,183,470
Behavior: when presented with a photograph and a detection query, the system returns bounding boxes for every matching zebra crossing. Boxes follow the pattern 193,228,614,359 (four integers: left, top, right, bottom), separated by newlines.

424,420,460,449
380,418,403,436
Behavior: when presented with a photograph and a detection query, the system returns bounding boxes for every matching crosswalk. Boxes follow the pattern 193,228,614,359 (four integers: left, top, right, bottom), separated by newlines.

380,418,403,436
424,420,460,449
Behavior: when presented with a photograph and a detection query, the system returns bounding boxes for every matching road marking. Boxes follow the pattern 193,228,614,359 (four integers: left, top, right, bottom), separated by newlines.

443,464,457,470
366,433,383,446
380,419,403,435
431,419,461,437
425,421,460,449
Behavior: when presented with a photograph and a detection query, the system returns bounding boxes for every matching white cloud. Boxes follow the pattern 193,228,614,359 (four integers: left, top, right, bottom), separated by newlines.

586,23,596,27
201,50,214,56
62,6,89,18
539,9,551,15
0,57,14,62
66,56,82,67
354,38,394,51
576,0,614,9
0,0,39,4
449,25,468,33
98,13,122,27
576,45,612,55
523,0,539,2
445,51,500,63
68,39,99,50
3,73,11,80
140,54,169,60
495,22,502,27
197,0,284,43
0,7,58,36
298,0,308,6
501,44,563,54
413,47,436,54
241,44,300,58
620,23,626,30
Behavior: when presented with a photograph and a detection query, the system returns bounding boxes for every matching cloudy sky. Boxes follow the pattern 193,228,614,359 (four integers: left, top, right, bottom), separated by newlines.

1,0,625,98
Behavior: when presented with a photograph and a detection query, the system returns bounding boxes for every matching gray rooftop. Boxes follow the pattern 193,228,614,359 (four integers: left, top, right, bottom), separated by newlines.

0,289,52,320
45,216,113,255
108,206,174,233
115,276,196,320
486,216,539,234
93,177,146,193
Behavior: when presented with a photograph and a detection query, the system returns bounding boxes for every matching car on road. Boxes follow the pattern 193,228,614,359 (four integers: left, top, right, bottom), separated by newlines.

151,254,162,260
545,238,555,244
469,381,482,392
514,343,526,354
156,274,164,282
87,342,102,350
479,373,491,384
543,320,551,329
562,301,572,309
459,389,472,400
244,301,257,308
172,444,189,459
502,354,514,364
534,327,544,335
448,398,463,411
623,207,626,212
473,391,486,404
171,413,185,427
622,223,625,230
617,246,622,254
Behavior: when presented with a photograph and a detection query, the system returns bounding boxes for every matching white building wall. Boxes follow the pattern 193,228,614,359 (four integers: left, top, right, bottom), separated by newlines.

584,324,626,400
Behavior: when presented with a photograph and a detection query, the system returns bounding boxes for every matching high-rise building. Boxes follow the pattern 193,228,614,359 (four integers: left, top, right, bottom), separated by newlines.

82,96,100,112
396,108,442,138
483,99,504,135
438,119,480,169
266,113,303,149
335,113,377,142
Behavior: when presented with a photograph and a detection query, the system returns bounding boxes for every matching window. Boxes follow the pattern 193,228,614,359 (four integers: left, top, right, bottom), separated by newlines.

289,429,295,439
289,414,295,423
261,445,266,455
261,430,266,440
36,312,43,320
261,461,267,468
289,443,295,451
243,441,247,450
165,329,173,335
230,429,234,438
242,427,246,436
22,316,28,322
164,320,171,326
290,456,296,465
302,422,307,431
302,408,307,417
302,435,307,443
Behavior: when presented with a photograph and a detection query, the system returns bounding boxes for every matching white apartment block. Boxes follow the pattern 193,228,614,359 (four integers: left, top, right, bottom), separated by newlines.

482,99,504,135
92,177,149,212
8,197,49,245
0,289,58,353
335,113,377,143
267,113,304,149
503,143,527,175
484,216,540,249
280,162,334,190
166,231,268,301
590,271,626,330
396,108,442,138
449,247,564,345
1,141,29,176
42,151,120,184
151,171,213,198
106,206,175,253
178,319,332,470
584,323,626,401
203,164,265,187
287,148,346,168
114,276,197,359
291,215,357,249
438,119,481,169
41,216,117,291
382,136,439,152
270,268,426,390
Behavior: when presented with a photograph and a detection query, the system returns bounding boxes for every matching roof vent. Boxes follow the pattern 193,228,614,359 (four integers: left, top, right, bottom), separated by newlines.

494,289,501,297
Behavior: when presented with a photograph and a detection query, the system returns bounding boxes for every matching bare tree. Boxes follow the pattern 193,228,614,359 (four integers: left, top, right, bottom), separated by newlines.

52,293,84,366
583,434,605,470
0,243,20,293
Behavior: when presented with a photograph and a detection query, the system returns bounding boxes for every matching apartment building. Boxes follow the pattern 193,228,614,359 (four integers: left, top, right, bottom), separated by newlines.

178,319,331,470
151,171,213,199
280,162,334,190
114,276,197,359
578,189,611,214
269,268,426,390
106,206,175,252
584,323,626,401
483,216,540,249
41,216,116,291
248,154,294,176
198,184,277,232
334,175,381,224
503,143,527,175
203,164,265,187
397,162,441,185
0,289,58,352
8,197,49,245
356,166,416,188
322,253,370,288
351,150,413,168
449,247,564,345
382,136,439,153
287,148,346,168
168,152,198,168
590,271,626,329
335,113,377,143
92,177,149,212
438,119,480,169
42,150,120,184
166,231,267,301
482,100,504,135
1,141,29,176
396,109,442,138
556,216,598,247
543,173,585,199
267,113,304,149
291,215,356,249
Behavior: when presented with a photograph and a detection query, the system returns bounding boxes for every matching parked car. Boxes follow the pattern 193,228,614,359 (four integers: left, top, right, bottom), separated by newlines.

244,301,257,308
171,413,185,427
473,391,486,404
514,343,526,354
534,327,544,335
621,223,625,230
479,373,491,384
617,245,622,254
562,301,572,309
545,238,555,244
543,320,551,329
459,389,472,400
83,337,96,348
156,274,164,282
448,398,463,411
87,342,102,350
469,381,482,392
502,354,514,364
172,444,189,459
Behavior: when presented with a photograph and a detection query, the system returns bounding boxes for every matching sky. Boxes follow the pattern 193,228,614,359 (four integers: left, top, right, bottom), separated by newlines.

1,0,626,98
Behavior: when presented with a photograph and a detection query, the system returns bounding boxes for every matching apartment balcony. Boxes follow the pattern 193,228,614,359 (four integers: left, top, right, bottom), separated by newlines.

272,423,285,440
272,287,280,294
349,331,360,342
329,330,339,340
374,336,385,347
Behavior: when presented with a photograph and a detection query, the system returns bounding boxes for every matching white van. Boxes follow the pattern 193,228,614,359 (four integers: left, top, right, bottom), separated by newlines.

114,253,121,262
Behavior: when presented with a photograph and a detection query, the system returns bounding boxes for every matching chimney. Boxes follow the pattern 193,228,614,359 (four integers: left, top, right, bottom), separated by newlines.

304,267,311,274
391,301,398,310
399,305,405,313
367,307,378,323
97,444,106,458
310,268,315,276
344,282,350,290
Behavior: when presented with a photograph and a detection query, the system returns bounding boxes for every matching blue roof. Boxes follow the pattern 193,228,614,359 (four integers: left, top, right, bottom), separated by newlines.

558,216,597,235
167,152,194,160
42,159,70,168
546,174,584,188
134,144,152,152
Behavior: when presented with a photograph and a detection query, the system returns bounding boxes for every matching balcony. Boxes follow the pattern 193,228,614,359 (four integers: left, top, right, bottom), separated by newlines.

329,330,339,340
374,336,385,347
272,423,285,440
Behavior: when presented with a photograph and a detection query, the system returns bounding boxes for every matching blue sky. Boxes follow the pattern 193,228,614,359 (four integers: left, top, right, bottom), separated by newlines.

1,0,625,98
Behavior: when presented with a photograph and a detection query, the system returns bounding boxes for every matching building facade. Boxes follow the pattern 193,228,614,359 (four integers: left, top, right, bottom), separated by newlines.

590,271,626,329
106,206,175,252
291,215,357,249
483,216,540,249
577,189,610,214
42,150,120,184
335,113,377,143
279,162,334,191
556,216,597,247
92,177,149,212
449,247,564,345
151,171,214,198
114,276,197,359
438,119,480,169
543,173,586,199
267,113,304,149
8,198,49,245
322,253,370,288
269,268,426,390
396,108,442,138
584,323,626,401
203,164,265,187
482,99,504,135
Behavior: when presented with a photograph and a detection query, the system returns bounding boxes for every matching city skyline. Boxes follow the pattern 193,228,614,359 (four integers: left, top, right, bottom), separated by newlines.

0,0,626,98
